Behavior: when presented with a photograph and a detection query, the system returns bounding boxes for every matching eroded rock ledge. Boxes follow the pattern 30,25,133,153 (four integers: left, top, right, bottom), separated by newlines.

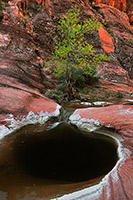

66,104,133,200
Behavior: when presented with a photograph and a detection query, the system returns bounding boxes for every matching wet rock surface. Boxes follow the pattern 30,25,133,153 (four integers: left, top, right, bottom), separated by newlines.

0,7,60,137
69,104,133,199
0,53,60,138
0,123,118,199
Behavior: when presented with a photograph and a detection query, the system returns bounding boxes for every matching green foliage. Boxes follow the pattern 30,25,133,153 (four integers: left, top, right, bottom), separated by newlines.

19,0,43,15
45,90,63,103
79,86,124,100
115,91,123,98
131,38,133,44
45,6,110,83
0,1,10,21
0,1,9,10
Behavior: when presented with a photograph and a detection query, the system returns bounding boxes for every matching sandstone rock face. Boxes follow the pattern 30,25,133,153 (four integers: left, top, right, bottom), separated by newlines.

97,79,133,92
0,17,60,139
0,0,132,136
92,0,133,24
29,0,133,83
1,0,132,83
126,0,133,24
69,104,133,200
92,0,127,12
96,63,131,84
95,4,133,79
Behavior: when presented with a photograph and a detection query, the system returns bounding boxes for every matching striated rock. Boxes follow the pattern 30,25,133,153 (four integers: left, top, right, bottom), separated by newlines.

97,79,133,93
0,0,132,130
32,0,133,83
69,104,133,200
92,0,133,24
0,19,60,139
0,23,36,60
0,57,61,139
70,104,133,134
92,0,127,12
96,63,132,84
126,0,133,24
1,0,132,83
94,4,133,79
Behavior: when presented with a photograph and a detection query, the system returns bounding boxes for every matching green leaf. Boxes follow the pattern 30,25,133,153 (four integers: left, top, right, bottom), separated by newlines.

45,5,110,82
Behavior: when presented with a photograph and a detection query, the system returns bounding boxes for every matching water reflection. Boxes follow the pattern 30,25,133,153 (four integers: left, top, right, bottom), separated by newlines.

0,123,119,199
14,123,118,182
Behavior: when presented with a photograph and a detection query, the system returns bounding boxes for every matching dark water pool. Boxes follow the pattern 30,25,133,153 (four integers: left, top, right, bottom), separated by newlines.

0,123,119,199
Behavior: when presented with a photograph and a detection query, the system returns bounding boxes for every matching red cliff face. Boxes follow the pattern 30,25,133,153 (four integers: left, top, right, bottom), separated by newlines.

126,0,133,24
2,0,132,23
92,0,133,23
0,0,132,113
92,0,127,11
32,0,133,80
0,2,132,105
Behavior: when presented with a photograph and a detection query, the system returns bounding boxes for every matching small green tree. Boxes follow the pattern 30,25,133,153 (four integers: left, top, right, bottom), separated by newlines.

0,1,9,21
45,6,110,101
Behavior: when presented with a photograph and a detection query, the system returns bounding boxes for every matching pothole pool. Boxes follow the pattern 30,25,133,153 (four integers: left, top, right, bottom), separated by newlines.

0,122,119,200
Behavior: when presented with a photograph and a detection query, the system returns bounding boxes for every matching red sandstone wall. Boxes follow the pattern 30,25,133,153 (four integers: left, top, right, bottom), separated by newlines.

92,0,127,11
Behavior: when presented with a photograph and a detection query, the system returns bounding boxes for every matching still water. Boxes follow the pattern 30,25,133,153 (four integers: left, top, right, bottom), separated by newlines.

0,122,118,200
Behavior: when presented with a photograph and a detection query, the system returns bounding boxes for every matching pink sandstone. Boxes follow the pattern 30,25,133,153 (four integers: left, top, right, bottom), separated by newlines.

68,104,133,200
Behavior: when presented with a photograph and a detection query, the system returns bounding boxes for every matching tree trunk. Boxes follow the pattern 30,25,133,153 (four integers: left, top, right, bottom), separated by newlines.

63,75,80,103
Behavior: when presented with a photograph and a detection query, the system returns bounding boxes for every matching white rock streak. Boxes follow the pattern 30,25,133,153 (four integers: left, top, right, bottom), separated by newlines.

0,104,61,139
0,33,11,47
69,113,100,132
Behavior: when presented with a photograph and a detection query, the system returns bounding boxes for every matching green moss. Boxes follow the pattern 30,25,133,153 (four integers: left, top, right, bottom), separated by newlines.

45,90,63,103
79,86,125,101
115,91,123,98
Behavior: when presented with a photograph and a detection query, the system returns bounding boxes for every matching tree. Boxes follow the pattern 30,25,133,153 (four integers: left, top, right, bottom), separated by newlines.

0,1,9,21
45,6,110,101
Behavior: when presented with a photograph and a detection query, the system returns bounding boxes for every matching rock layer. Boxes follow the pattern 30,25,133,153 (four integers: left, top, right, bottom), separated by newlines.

92,0,127,12
0,23,60,139
69,104,133,200
1,0,133,81
92,0,133,23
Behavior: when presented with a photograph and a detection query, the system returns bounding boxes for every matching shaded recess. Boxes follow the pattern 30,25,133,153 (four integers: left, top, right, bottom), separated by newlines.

13,123,119,183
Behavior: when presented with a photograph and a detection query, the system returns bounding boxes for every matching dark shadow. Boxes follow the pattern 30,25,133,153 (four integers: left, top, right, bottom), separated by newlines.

13,123,118,183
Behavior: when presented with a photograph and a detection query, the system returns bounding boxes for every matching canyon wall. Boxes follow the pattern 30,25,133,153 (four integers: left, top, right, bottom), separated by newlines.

0,0,133,126
0,0,132,126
